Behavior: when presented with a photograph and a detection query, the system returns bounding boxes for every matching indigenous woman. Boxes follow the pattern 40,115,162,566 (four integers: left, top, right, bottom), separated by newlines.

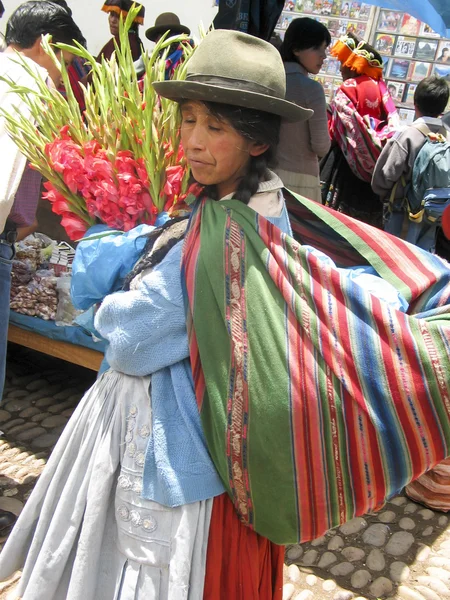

97,0,145,62
321,33,399,227
276,17,331,202
1,29,450,600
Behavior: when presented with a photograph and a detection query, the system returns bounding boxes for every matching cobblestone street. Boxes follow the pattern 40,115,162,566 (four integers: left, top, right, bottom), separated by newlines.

1,347,450,600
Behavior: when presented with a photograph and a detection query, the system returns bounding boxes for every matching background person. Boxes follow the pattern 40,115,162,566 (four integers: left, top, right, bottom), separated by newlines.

321,33,399,227
144,12,191,80
97,0,145,62
372,76,449,252
275,17,331,202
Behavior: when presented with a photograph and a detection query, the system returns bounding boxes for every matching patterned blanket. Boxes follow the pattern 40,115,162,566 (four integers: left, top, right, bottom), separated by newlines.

182,191,450,544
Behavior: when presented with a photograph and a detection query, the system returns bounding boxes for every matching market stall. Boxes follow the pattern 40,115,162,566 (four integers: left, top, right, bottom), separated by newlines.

7,234,105,371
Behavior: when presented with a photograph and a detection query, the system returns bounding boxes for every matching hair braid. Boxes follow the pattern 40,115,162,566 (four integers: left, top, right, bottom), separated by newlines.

235,155,271,204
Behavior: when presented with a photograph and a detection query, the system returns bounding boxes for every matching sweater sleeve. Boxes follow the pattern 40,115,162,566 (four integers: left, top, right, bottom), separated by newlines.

371,136,409,199
94,241,188,376
306,82,331,158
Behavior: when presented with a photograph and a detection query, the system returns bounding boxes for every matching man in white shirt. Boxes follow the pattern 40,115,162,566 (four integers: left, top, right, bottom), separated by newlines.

0,1,84,406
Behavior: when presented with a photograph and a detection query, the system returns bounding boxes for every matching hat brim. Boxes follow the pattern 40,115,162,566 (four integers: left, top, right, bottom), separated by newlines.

145,24,191,42
152,80,313,122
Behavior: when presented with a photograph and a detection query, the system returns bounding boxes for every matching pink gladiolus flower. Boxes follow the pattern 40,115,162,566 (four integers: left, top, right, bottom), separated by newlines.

60,212,88,240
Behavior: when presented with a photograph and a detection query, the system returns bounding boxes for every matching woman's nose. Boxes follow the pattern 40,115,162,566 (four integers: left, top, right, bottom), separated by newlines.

185,124,206,149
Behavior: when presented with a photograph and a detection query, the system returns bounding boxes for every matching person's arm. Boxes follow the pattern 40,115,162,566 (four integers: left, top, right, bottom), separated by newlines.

306,81,331,158
94,241,188,376
371,137,409,199
16,218,38,241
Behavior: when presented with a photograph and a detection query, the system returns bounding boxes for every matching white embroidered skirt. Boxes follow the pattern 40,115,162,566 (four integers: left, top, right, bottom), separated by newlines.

0,370,212,600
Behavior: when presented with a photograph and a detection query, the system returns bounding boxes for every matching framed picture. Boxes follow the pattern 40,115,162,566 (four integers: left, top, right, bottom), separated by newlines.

340,1,351,17
346,21,360,36
355,22,367,38
436,40,450,64
386,81,405,102
399,14,421,36
330,0,342,16
377,10,401,33
359,3,371,19
302,0,315,13
414,39,438,62
326,58,341,76
294,0,304,10
280,14,295,29
394,36,416,58
433,63,450,81
313,0,324,12
389,58,410,80
382,56,391,76
410,61,432,82
374,33,395,55
398,108,415,126
320,0,333,14
403,83,417,106
283,0,296,10
349,1,361,19
419,22,439,37
322,77,335,99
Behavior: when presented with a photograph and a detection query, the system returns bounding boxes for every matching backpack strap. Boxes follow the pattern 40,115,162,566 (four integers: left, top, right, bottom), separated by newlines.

410,121,432,137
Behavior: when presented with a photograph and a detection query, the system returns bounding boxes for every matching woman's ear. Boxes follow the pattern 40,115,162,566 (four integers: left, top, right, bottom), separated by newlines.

249,142,269,157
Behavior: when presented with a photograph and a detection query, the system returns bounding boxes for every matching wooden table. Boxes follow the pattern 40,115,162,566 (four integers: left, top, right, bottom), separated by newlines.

7,324,103,371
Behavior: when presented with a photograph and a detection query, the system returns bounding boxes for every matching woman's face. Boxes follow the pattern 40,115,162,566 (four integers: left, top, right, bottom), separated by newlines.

293,41,328,74
109,12,120,36
180,101,267,199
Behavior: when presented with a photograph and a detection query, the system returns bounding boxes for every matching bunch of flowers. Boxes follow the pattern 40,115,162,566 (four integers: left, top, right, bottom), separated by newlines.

0,7,195,239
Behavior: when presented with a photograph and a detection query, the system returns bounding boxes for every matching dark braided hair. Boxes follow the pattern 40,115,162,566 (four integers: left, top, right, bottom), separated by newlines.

181,100,282,205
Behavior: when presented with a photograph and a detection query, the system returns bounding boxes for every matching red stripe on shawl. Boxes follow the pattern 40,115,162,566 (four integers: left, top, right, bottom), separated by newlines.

183,207,206,409
334,214,438,300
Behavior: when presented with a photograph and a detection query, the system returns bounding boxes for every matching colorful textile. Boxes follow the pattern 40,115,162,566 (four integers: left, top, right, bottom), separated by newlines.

203,493,284,600
330,76,399,182
405,458,450,512
182,190,450,544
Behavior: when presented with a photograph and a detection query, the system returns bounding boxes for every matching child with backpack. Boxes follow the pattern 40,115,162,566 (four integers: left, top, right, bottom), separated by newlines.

372,76,449,252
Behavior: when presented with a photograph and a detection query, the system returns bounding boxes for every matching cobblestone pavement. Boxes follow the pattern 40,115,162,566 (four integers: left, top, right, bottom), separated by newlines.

2,348,450,600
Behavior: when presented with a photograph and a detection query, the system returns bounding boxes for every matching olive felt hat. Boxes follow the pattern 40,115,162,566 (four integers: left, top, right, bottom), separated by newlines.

153,30,313,122
145,12,191,42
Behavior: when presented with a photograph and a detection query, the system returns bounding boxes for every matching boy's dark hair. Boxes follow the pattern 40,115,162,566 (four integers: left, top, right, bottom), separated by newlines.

414,76,450,118
0,2,4,18
47,0,72,17
6,1,85,49
280,17,331,63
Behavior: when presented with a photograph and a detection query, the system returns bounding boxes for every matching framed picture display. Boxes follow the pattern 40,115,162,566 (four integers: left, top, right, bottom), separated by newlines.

326,58,341,76
349,1,361,18
389,58,410,80
322,76,335,99
377,10,401,33
414,39,438,61
340,1,351,17
409,61,432,82
399,14,421,36
398,108,415,126
403,83,417,107
359,3,371,19
436,40,450,64
330,0,343,16
382,56,391,76
433,63,450,81
419,22,439,37
302,0,315,13
374,33,395,55
283,0,296,10
394,36,416,58
386,81,405,102
320,0,333,14
279,14,295,29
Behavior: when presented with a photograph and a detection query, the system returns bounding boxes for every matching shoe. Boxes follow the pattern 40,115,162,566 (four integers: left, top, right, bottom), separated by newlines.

0,509,17,535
